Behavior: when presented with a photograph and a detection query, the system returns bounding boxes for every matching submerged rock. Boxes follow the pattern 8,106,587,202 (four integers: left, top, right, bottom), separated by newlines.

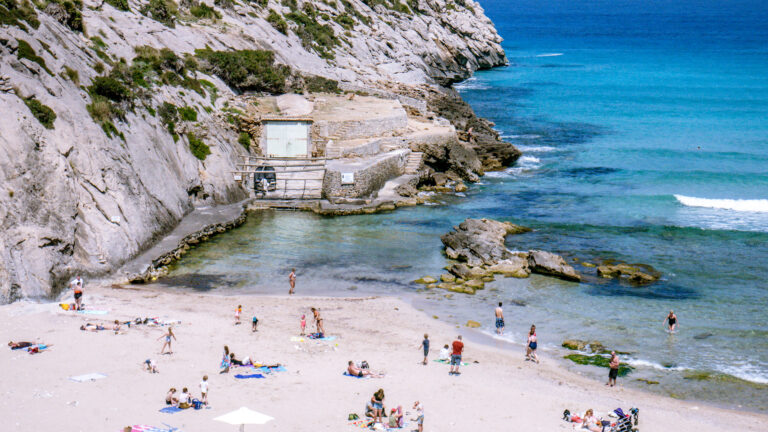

466,320,481,328
564,354,635,377
440,273,456,283
464,279,485,290
528,250,581,282
596,262,660,285
449,263,488,280
414,276,438,284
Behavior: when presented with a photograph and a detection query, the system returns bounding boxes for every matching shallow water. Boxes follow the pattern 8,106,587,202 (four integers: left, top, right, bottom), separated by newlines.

160,0,768,412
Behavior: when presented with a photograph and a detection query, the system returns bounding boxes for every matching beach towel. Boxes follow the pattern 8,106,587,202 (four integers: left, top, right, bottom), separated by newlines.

291,335,336,342
77,310,109,315
159,406,183,414
343,372,367,379
257,365,287,374
69,373,107,382
234,373,265,379
433,359,469,366
128,424,178,432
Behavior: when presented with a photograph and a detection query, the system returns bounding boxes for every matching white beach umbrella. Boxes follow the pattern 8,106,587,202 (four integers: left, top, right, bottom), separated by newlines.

213,407,274,431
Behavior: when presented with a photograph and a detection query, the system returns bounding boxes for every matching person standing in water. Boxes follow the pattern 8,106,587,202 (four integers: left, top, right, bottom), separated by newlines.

606,351,620,387
664,310,678,332
288,268,296,295
494,302,505,335
525,324,539,363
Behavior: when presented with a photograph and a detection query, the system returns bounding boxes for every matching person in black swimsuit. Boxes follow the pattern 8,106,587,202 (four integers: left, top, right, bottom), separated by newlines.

665,310,678,332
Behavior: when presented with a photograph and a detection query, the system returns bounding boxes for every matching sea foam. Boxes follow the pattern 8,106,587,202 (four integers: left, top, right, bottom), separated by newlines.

674,195,768,213
537,53,564,57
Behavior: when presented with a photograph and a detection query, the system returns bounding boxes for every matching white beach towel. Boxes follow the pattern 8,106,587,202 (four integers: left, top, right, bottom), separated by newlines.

69,373,107,382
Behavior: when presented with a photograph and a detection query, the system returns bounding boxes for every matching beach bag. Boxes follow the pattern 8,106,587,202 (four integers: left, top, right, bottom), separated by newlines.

361,361,370,369
192,399,203,410
348,413,359,421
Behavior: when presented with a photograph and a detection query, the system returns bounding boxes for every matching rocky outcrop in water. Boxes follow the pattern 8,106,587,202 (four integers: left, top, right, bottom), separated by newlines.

439,218,582,287
0,0,510,301
596,261,660,285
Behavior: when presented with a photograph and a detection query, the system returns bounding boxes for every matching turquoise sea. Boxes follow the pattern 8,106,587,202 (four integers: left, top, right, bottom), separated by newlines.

159,0,768,411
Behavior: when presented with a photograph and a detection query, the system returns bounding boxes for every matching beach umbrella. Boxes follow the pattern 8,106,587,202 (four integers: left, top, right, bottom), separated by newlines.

213,407,274,431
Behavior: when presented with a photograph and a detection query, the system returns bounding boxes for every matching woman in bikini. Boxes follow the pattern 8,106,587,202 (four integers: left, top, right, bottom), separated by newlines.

526,324,539,363
158,326,176,354
370,389,386,425
311,307,325,335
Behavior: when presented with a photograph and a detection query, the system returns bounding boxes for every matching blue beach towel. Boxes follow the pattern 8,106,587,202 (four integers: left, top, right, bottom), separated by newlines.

77,310,109,315
343,371,367,379
234,373,265,379
257,365,287,374
159,406,183,414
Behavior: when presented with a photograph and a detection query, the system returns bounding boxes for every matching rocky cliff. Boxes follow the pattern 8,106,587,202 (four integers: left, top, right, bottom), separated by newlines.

0,0,509,301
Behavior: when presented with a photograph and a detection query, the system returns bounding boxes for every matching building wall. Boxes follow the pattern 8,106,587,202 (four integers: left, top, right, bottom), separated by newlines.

323,150,410,199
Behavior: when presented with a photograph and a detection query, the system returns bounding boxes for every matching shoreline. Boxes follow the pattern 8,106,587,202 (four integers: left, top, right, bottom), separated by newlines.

3,286,766,431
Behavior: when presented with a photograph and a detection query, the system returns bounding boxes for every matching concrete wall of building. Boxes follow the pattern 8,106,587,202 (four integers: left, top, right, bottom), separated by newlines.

323,150,410,199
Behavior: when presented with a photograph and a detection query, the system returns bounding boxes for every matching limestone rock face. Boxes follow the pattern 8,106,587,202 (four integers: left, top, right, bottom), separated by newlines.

527,250,581,282
488,256,531,278
0,0,508,301
441,218,529,267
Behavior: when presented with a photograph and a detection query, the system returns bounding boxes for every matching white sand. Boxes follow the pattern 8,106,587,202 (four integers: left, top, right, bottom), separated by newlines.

1,285,766,432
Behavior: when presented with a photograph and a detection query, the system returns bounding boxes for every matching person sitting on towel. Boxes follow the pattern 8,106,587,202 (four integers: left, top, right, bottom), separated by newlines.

178,388,192,409
166,388,179,406
80,323,105,331
8,341,34,349
347,360,383,378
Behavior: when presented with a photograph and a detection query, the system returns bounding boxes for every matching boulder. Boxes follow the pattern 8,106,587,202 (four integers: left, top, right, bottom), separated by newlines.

562,339,587,351
440,273,456,283
596,262,660,285
488,256,530,278
455,181,467,192
464,279,485,290
414,276,438,284
466,320,481,328
528,250,581,282
432,172,449,187
441,218,530,267
449,263,488,280
445,247,459,260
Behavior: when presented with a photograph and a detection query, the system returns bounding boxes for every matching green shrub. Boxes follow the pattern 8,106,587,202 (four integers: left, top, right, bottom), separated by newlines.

94,62,105,74
0,0,40,31
187,132,211,160
285,11,338,59
213,0,232,8
62,66,80,84
61,0,85,32
90,36,107,49
178,106,197,121
16,39,52,74
90,76,130,101
146,105,156,116
333,13,355,30
280,0,296,10
195,48,290,93
237,131,250,150
141,0,178,28
250,0,267,7
304,75,339,93
23,97,56,129
190,2,221,19
101,120,125,140
105,0,130,11
266,9,287,34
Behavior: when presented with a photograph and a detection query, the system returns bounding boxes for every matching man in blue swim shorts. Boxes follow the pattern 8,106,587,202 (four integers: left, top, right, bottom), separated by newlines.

495,302,505,335
450,335,464,375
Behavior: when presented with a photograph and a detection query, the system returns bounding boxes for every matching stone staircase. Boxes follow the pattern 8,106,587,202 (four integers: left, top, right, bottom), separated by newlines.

324,123,353,158
404,151,423,174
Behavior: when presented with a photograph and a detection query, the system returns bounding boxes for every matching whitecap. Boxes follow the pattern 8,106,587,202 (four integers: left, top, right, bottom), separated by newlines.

502,134,542,139
517,145,557,153
625,358,687,372
674,195,768,213
715,363,768,385
537,53,564,57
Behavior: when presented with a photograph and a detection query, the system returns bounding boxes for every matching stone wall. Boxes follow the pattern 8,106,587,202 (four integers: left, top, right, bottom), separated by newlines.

314,111,408,140
323,150,409,199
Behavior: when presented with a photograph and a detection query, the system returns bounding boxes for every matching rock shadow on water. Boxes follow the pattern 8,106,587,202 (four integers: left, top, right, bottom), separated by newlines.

561,167,621,178
157,273,236,291
584,280,699,300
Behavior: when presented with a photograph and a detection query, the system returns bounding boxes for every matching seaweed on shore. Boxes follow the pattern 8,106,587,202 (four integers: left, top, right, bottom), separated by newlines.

564,353,634,377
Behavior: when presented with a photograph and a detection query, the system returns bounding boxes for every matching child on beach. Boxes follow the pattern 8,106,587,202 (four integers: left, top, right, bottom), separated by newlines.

413,401,424,432
235,305,242,325
178,387,191,409
165,388,178,406
300,315,306,335
526,324,539,363
199,375,209,406
420,334,430,365
438,344,450,361
220,346,231,373
158,327,176,355
252,315,259,332
113,320,121,334
144,358,158,373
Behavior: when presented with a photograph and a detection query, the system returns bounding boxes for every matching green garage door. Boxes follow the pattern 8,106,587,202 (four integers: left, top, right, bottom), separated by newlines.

265,122,310,157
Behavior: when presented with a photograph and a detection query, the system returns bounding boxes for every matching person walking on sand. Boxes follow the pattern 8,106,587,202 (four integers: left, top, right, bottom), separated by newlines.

526,324,539,363
235,305,242,325
664,310,678,333
420,334,430,365
70,276,84,310
450,335,464,375
412,401,424,432
495,302,505,335
606,351,620,387
311,307,325,335
288,268,296,295
158,327,176,355
252,314,259,332
199,375,209,406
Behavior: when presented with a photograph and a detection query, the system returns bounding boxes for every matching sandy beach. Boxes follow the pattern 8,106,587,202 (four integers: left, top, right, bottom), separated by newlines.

1,284,766,432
